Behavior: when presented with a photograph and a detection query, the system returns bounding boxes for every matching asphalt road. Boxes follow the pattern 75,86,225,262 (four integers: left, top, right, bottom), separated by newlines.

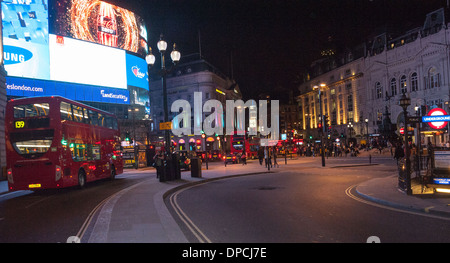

0,170,152,243
167,158,450,243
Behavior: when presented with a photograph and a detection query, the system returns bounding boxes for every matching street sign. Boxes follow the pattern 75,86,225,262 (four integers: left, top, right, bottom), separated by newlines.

159,121,172,130
406,116,421,123
422,108,449,129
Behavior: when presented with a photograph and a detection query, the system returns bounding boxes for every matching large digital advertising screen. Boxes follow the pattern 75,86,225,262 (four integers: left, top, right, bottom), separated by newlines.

126,53,149,90
2,0,148,105
51,0,148,57
2,0,50,79
49,34,127,90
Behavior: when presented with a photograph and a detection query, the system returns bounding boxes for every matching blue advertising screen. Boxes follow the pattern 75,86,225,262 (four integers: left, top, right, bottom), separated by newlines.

126,53,149,90
6,76,130,104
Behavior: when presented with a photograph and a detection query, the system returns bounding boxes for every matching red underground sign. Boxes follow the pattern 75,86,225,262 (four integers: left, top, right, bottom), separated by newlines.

422,108,450,130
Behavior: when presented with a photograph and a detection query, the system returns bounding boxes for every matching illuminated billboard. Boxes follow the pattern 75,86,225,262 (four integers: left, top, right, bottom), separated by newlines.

126,53,149,90
52,0,148,57
6,76,130,104
2,0,148,106
49,34,127,89
2,0,50,79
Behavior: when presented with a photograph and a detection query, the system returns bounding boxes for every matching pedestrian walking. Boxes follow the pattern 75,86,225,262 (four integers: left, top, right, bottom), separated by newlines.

258,147,264,165
153,151,164,178
394,144,404,164
241,152,247,165
273,148,279,168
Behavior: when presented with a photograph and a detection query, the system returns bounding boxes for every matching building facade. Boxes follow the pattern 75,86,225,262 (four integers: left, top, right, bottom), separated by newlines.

149,54,242,152
297,8,450,147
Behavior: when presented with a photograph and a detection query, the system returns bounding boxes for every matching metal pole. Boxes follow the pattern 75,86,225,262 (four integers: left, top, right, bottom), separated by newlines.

319,89,325,167
161,52,171,182
403,108,412,195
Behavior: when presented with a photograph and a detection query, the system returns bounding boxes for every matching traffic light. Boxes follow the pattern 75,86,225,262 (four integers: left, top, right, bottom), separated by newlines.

125,131,130,142
324,115,329,129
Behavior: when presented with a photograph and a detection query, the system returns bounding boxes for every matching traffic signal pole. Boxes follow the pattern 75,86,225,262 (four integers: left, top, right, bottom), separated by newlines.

318,89,326,167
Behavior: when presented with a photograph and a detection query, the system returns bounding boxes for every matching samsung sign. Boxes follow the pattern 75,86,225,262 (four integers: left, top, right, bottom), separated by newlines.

3,45,33,65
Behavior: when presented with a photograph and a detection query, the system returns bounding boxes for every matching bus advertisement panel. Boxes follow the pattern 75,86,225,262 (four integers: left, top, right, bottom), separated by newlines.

5,96,123,191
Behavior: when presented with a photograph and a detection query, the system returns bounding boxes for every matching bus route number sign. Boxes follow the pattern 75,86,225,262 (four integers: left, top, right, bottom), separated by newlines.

15,121,25,129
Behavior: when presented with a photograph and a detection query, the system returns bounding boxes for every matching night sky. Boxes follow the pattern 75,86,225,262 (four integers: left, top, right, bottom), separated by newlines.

107,0,446,100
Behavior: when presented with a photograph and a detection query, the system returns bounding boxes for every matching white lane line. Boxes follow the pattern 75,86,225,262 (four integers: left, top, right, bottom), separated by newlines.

345,185,450,221
169,184,212,243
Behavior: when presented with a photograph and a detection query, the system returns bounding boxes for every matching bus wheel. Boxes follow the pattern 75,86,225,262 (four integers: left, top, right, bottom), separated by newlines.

110,165,116,181
78,170,86,189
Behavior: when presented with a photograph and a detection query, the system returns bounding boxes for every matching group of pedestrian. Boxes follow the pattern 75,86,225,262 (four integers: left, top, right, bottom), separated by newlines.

257,147,279,168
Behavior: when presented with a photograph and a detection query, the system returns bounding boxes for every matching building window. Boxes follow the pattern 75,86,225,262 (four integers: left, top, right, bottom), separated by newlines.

411,72,418,92
347,94,353,112
425,67,441,89
375,82,383,99
390,78,397,96
400,75,407,94
347,111,354,123
346,83,352,90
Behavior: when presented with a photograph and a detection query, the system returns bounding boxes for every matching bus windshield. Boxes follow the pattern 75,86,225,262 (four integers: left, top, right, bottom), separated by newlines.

9,129,54,159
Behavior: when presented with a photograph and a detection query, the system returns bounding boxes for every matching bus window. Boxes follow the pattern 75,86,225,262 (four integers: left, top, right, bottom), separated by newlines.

82,108,90,124
9,129,54,159
98,114,105,127
89,110,99,126
60,102,73,121
14,103,49,118
92,145,101,160
105,116,113,129
72,105,84,123
112,118,118,130
69,143,87,162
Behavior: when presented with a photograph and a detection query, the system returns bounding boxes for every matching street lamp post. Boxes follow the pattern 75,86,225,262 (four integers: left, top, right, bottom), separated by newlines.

128,107,139,169
314,83,326,167
399,92,412,195
365,118,369,150
146,34,181,182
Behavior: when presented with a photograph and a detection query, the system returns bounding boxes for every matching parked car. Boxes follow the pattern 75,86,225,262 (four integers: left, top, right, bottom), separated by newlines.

210,150,222,161
223,153,238,164
196,151,207,161
175,150,198,170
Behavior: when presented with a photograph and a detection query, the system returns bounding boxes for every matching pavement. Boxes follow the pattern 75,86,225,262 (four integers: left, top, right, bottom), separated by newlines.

1,153,450,243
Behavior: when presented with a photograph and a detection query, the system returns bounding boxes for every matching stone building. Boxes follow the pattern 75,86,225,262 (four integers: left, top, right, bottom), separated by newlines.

297,8,450,147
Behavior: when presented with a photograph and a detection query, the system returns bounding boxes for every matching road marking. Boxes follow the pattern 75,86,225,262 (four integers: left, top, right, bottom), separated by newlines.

345,185,450,221
169,183,212,243
76,179,150,242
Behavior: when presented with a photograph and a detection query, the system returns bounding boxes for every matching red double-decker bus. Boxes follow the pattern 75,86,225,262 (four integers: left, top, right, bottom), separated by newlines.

5,96,123,191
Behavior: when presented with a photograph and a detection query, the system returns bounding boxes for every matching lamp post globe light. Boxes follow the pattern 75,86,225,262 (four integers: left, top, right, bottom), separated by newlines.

146,34,181,182
399,92,412,195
